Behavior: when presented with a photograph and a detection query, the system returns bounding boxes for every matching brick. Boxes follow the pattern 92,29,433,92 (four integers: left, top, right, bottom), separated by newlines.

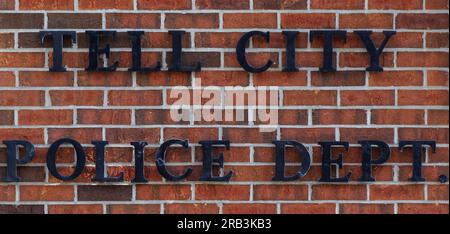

20,0,74,10
371,109,425,125
397,52,449,67
108,204,160,214
0,129,44,144
340,52,394,68
197,71,249,86
254,0,307,9
0,52,45,68
313,185,367,200
106,13,160,29
0,1,14,10
79,0,133,9
48,205,103,214
254,185,308,200
196,185,250,200
426,0,449,9
0,90,45,106
165,203,218,214
137,0,191,10
398,90,449,106
371,185,424,200
397,14,449,29
340,204,394,214
0,185,15,201
137,72,191,86
196,0,249,9
398,204,449,214
0,13,44,29
254,72,307,86
19,110,73,125
19,71,74,87
48,13,102,29
281,128,335,143
195,32,244,48
224,13,278,28
428,147,449,163
164,128,218,142
282,13,335,29
427,71,449,86
313,109,367,125
369,71,423,86
426,33,449,48
165,14,219,29
77,186,132,201
0,110,14,125
276,110,309,125
341,90,395,106
428,185,449,201
108,90,162,106
48,52,88,69
369,0,423,9
284,90,337,106
223,204,277,214
399,165,448,182
223,128,276,143
136,109,189,125
136,185,191,200
0,205,44,214
78,109,131,125
50,90,104,106
106,128,160,144
48,128,102,144
0,33,13,48
78,72,132,87
340,128,394,143
398,128,449,143
312,72,366,86
340,14,393,29
282,203,336,214
0,71,15,87
20,185,74,201
312,0,365,9
428,110,449,125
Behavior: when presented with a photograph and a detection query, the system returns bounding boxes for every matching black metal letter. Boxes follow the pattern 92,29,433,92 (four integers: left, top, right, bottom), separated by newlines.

282,31,299,72
310,30,347,72
272,140,311,181
92,141,124,182
131,141,149,183
354,30,396,72
46,138,86,181
319,141,352,182
358,140,390,182
168,30,201,72
40,31,76,72
156,139,193,181
236,31,273,73
2,141,35,182
128,31,161,72
399,141,436,182
85,31,119,72
199,140,233,181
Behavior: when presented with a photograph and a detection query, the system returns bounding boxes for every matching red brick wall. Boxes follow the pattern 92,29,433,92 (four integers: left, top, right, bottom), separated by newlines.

0,0,448,214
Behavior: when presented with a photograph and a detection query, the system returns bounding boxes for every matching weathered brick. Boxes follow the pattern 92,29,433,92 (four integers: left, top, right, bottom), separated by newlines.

20,0,74,10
